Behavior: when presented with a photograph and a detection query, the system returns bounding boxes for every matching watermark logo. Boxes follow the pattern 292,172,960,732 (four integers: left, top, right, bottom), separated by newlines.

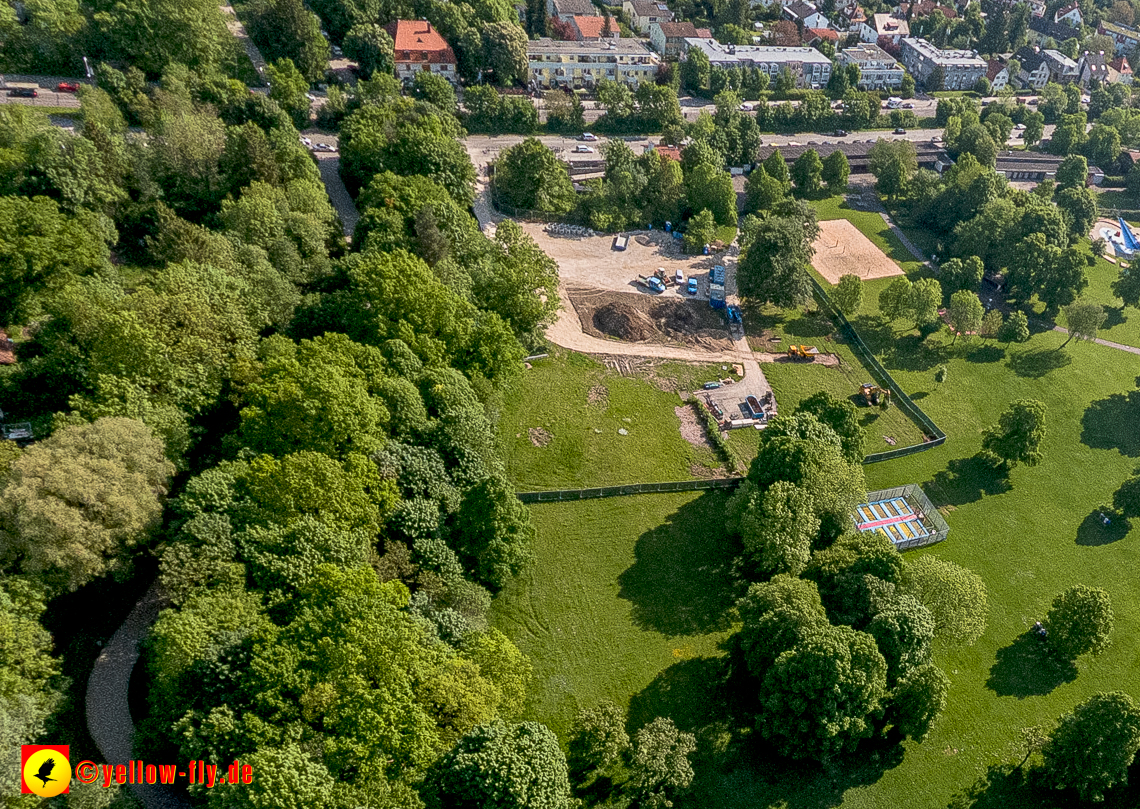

21,745,71,797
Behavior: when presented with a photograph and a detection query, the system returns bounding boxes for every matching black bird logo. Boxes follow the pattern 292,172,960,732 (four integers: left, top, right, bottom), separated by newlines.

33,757,57,788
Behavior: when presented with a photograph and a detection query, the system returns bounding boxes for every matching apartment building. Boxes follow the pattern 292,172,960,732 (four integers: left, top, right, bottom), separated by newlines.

649,21,712,57
624,0,674,32
682,38,832,86
1098,20,1140,55
527,38,660,88
837,43,906,90
899,36,986,89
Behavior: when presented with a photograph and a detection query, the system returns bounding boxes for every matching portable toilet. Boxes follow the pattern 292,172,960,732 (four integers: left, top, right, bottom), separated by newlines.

665,221,672,233
703,244,710,255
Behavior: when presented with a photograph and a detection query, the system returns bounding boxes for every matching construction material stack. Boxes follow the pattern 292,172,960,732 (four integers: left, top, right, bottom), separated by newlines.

709,265,726,309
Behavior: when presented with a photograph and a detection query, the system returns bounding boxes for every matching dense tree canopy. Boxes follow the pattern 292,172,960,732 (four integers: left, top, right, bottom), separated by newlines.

1041,692,1140,803
1045,584,1114,661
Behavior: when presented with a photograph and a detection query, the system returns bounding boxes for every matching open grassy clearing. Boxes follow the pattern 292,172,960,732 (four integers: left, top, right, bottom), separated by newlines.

495,319,1140,808
497,350,738,489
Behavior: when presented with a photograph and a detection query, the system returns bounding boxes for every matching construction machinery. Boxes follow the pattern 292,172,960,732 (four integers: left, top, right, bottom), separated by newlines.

787,345,819,360
861,383,891,406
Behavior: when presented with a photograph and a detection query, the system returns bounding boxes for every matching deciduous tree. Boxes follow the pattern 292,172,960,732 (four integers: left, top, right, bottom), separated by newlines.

1045,584,1114,660
888,662,949,742
1061,299,1106,347
567,702,629,777
0,418,173,591
737,574,830,676
1041,692,1140,802
900,556,989,645
981,399,1046,470
947,289,983,343
627,718,697,807
493,138,575,214
795,391,864,463
821,150,850,195
831,273,864,317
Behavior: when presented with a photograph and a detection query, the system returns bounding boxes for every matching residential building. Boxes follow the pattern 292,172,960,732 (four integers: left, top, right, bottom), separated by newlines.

783,0,829,28
840,4,868,31
804,27,840,46
1076,50,1109,87
650,21,705,57
1013,45,1051,88
623,0,674,32
548,0,596,20
570,15,611,40
1098,20,1140,55
986,58,1010,91
862,13,910,43
899,37,986,88
838,42,906,89
1053,0,1081,27
385,20,458,84
1110,55,1134,84
682,38,833,85
1028,16,1079,45
1025,0,1046,17
526,37,660,88
1041,48,1079,82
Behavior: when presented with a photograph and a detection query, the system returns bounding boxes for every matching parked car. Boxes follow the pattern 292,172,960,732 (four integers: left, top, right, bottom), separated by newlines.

57,82,80,93
7,88,38,98
687,277,698,295
573,144,594,153
739,102,754,111
702,381,721,389
674,268,684,285
580,132,598,141
832,129,848,137
902,102,914,109
893,127,907,134
300,136,313,146
315,142,335,152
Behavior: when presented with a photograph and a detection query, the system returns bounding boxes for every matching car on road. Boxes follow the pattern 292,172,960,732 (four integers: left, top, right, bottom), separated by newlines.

931,135,943,143
739,102,754,111
832,129,848,137
57,82,80,93
7,88,38,98
1027,98,1038,105
314,142,335,152
893,127,907,134
573,144,594,153
687,277,698,295
580,133,598,141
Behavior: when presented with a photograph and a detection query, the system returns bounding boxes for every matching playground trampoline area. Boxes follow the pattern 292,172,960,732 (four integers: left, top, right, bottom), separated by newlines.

852,484,948,551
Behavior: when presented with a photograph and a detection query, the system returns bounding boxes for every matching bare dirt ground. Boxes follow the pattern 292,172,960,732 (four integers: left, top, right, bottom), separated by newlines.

521,224,736,298
675,404,716,451
566,286,736,351
811,219,905,284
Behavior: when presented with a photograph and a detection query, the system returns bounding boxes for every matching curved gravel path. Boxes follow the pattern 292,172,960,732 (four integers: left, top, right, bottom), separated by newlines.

86,579,192,809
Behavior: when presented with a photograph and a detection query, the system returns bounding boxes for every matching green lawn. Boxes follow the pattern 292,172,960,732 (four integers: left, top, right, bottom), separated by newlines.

493,321,1140,808
497,350,736,489
1055,244,1140,349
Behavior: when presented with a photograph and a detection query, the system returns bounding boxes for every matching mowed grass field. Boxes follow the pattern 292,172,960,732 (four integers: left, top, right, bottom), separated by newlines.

493,321,1140,807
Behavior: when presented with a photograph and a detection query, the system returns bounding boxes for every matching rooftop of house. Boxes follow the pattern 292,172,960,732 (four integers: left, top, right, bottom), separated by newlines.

386,20,457,61
1014,45,1049,72
873,13,910,34
654,20,703,37
682,38,834,64
555,0,599,14
1099,19,1140,38
902,36,986,65
785,0,819,19
1110,55,1133,73
626,0,673,16
841,42,899,62
572,15,610,38
528,36,657,54
805,27,840,41
1041,48,1077,68
1029,15,1080,40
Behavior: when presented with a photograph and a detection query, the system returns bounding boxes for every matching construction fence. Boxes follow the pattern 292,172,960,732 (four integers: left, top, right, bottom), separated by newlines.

807,275,948,465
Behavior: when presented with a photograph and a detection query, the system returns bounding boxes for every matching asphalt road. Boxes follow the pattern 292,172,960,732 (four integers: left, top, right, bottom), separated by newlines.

0,89,80,109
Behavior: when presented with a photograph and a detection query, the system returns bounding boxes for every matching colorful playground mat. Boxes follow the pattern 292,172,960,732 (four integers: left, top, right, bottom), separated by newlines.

855,496,931,545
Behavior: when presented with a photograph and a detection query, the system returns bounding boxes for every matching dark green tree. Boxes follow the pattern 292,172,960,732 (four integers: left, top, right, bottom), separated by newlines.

1044,584,1114,661
900,556,989,645
831,273,864,317
791,149,823,195
737,574,830,676
493,138,575,214
627,718,697,808
1041,692,1140,803
888,662,950,742
567,702,629,778
821,150,850,195
981,399,1047,470
795,391,864,463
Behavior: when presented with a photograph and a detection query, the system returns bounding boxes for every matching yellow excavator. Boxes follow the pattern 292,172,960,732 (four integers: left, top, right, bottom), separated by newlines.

787,345,820,360
861,383,891,406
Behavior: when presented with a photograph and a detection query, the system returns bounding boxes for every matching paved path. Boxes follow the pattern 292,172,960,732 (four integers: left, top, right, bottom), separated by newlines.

86,580,191,809
220,4,268,83
1051,325,1140,355
315,153,359,237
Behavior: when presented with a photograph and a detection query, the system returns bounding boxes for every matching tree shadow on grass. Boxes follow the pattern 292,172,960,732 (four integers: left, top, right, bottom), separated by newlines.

986,632,1077,699
784,313,835,340
1081,389,1140,457
965,343,1005,364
888,333,947,372
1007,347,1072,379
925,454,1012,507
910,391,929,401
1103,305,1127,332
1075,509,1132,546
628,655,731,735
617,492,740,637
947,764,1049,809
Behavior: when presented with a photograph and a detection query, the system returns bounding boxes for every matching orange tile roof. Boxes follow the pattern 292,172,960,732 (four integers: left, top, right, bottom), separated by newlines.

385,20,457,64
572,15,608,38
806,27,839,40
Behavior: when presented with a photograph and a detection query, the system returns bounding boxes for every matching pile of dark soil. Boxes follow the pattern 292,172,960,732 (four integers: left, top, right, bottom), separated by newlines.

594,302,656,341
